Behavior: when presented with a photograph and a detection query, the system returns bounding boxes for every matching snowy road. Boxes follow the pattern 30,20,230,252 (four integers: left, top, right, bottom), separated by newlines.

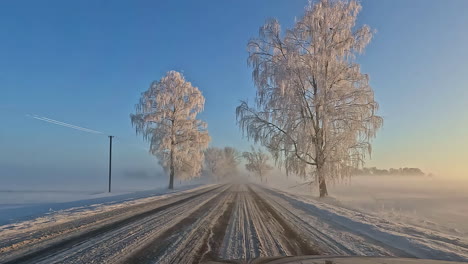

1,184,467,263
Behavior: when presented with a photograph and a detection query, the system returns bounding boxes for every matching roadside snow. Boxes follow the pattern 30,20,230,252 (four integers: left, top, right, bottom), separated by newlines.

329,176,468,236
264,174,468,237
264,186,468,261
0,184,212,238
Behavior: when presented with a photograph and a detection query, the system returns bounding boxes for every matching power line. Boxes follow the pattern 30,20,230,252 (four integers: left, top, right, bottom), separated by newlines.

27,114,107,135
23,111,155,192
26,113,124,193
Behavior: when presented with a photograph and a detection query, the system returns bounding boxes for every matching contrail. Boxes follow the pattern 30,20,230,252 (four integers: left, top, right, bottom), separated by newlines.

28,114,105,135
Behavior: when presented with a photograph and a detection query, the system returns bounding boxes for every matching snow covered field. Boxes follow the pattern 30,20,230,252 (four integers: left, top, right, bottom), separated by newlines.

0,183,209,228
263,172,468,237
271,175,468,237
0,172,210,205
263,184,468,261
329,176,468,237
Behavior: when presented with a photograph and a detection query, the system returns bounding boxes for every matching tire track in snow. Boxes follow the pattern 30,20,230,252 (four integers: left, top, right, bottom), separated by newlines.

0,185,220,255
259,186,468,261
253,185,357,255
247,185,321,256
219,185,260,259
0,185,227,264
219,185,319,260
58,186,231,264
255,185,413,257
196,191,237,263
120,185,235,264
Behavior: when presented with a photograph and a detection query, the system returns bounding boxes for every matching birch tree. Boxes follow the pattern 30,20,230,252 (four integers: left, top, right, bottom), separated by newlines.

222,147,241,178
131,71,210,189
236,0,383,197
205,147,241,181
242,147,273,183
204,147,224,180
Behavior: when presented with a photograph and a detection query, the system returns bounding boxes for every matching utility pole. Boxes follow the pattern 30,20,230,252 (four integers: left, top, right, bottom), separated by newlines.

108,135,114,193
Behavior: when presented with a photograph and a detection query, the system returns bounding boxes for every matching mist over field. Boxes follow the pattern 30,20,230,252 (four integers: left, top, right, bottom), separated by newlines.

329,176,468,235
3,158,467,239
0,164,174,205
260,171,468,236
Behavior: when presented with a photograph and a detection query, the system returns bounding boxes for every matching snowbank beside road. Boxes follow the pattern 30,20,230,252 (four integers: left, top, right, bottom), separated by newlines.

264,174,468,237
0,184,212,237
264,186,468,261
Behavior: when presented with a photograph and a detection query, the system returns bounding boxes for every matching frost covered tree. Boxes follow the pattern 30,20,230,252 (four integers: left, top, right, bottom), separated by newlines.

222,147,241,177
242,147,273,183
236,0,383,197
204,147,224,180
204,147,241,181
131,71,211,189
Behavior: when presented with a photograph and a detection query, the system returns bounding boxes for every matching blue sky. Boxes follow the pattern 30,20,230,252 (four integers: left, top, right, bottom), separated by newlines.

1,0,467,189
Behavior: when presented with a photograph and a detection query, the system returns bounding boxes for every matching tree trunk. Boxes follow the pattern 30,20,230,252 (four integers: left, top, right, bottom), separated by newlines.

169,165,174,189
318,173,328,197
169,148,174,190
169,119,175,190
316,141,328,197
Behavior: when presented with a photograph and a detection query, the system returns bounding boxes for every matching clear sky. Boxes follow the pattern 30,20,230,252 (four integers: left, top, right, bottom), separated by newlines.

1,0,467,190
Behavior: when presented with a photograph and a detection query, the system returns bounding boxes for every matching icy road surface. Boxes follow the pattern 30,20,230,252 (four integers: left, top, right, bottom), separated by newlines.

0,184,467,263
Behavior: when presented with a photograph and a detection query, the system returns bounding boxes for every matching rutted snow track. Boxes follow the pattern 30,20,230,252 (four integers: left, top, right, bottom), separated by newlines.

1,183,467,263
0,185,230,264
219,185,319,259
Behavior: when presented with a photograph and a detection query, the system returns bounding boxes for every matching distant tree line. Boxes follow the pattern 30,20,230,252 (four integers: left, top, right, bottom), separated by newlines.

351,167,425,176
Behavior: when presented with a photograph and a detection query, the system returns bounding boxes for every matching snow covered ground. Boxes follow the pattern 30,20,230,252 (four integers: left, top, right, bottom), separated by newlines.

0,183,211,231
0,175,211,225
1,181,467,263
261,185,468,261
329,176,468,237
268,175,468,238
0,184,227,264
